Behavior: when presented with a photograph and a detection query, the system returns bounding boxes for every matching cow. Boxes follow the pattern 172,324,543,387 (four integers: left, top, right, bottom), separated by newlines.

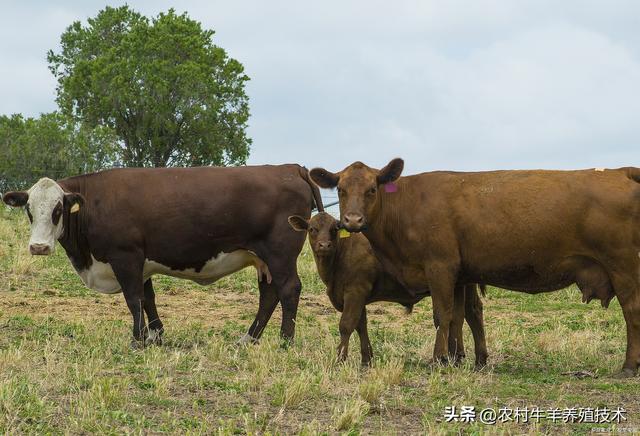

310,159,640,377
288,212,488,367
3,165,323,347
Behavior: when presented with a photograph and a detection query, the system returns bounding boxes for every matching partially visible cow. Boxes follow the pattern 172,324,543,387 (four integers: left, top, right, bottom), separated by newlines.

310,159,640,377
288,212,487,367
3,165,323,347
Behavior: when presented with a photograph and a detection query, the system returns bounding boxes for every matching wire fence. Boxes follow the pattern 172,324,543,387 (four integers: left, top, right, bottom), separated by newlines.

318,196,339,217
320,198,337,207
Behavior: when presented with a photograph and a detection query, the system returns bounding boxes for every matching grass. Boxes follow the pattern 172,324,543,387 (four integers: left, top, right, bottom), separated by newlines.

0,207,639,434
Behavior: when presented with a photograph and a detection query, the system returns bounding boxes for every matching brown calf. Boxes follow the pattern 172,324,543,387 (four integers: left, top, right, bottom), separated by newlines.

310,159,640,377
288,212,488,367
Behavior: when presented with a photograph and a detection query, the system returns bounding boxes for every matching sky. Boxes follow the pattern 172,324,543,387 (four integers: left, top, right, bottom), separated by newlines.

0,0,638,177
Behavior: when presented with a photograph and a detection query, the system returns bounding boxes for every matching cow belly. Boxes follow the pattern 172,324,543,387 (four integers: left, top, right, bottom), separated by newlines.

76,250,265,294
143,250,263,285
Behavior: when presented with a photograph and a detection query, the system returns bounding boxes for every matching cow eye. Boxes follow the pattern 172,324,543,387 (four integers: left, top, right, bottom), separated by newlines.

309,227,317,234
367,186,377,195
52,203,63,225
337,187,345,196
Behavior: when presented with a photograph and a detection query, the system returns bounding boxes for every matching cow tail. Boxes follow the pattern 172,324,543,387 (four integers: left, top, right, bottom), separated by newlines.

300,166,324,212
479,284,487,297
625,167,640,184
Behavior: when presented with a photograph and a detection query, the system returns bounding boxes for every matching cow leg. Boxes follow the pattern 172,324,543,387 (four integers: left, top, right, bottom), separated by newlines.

337,291,367,363
277,272,302,343
355,307,373,367
111,257,146,348
258,221,307,343
143,279,164,346
247,251,304,344
240,281,280,344
620,300,640,377
428,265,458,364
448,284,466,364
464,284,488,369
607,272,640,377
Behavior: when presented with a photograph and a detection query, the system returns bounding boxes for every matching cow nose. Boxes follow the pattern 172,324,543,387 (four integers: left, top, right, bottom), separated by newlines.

318,241,333,250
343,213,364,228
29,244,51,256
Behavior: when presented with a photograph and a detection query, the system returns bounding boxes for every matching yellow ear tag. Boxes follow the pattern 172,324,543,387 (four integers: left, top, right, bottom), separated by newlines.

339,228,351,238
70,203,80,214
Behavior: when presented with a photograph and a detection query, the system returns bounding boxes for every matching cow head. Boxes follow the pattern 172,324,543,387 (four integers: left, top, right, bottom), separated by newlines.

310,158,404,232
288,212,339,257
3,178,84,255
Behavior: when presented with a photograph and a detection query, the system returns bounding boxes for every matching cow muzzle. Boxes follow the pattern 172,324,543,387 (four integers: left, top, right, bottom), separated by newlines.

342,213,367,233
314,241,334,256
29,243,52,256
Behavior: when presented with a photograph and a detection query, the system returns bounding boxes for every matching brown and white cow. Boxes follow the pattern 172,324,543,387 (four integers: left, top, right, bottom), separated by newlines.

3,165,323,347
310,159,640,377
288,212,488,367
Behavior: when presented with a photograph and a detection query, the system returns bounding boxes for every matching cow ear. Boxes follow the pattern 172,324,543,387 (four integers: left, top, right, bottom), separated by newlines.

310,168,340,189
377,158,404,185
64,192,85,213
3,191,29,207
288,215,309,232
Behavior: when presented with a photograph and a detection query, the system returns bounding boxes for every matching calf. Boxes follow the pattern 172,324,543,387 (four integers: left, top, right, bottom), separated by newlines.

3,165,323,347
310,160,640,377
288,212,488,367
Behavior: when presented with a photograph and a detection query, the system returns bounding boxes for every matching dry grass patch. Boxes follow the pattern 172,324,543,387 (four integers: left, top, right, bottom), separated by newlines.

0,209,639,433
333,397,370,431
536,324,604,356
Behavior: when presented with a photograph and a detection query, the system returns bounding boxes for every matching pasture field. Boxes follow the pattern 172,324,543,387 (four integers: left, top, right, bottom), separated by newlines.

0,207,638,435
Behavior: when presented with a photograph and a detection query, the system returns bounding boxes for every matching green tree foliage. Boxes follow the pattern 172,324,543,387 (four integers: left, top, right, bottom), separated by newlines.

47,6,251,168
0,113,117,192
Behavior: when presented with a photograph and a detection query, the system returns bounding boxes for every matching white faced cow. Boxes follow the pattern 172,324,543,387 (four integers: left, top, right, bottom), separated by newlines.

4,165,323,347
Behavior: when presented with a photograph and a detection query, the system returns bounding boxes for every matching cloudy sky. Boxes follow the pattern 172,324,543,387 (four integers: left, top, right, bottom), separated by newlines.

1,0,638,176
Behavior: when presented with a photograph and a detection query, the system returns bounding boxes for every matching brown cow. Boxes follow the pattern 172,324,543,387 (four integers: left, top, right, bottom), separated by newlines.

288,212,488,367
310,159,640,377
3,165,323,347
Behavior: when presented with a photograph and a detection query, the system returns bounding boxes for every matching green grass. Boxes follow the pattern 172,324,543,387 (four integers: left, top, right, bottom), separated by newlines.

0,207,638,434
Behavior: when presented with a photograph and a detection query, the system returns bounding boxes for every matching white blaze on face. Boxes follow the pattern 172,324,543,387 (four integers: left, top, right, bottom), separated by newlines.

26,178,65,253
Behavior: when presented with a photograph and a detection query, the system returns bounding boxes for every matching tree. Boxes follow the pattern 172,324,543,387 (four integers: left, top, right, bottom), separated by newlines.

0,113,118,192
47,6,251,168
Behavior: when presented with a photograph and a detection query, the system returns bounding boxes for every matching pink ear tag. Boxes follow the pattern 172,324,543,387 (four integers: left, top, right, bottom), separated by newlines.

384,182,398,193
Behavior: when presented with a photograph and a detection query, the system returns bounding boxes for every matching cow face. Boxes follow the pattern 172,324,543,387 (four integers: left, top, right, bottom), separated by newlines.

3,178,84,255
310,158,404,232
288,212,339,257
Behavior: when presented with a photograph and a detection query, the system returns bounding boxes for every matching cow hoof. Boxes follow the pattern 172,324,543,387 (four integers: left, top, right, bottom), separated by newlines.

335,352,347,365
429,356,451,367
612,368,637,379
279,338,293,349
473,354,487,371
146,328,164,346
449,354,465,366
130,339,145,350
474,361,488,371
236,333,258,346
336,346,348,364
